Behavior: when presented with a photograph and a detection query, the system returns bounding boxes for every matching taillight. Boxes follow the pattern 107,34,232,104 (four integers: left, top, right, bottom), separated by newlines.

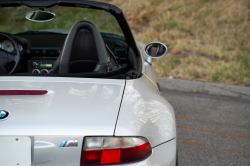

81,137,152,166
0,90,48,95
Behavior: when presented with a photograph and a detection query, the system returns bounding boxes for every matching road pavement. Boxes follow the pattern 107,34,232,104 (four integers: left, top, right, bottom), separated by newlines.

161,89,250,166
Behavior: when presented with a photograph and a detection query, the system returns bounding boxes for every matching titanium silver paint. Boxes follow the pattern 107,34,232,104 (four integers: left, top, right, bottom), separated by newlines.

0,42,176,165
115,75,176,148
0,77,125,136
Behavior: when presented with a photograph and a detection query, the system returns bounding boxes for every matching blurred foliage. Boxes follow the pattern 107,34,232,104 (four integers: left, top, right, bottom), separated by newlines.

0,5,123,36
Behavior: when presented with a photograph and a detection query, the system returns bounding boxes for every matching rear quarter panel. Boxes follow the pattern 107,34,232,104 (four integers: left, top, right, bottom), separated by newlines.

115,41,176,147
114,75,176,147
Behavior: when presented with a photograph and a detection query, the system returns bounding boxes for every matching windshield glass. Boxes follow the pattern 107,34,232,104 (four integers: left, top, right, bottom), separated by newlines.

0,5,124,39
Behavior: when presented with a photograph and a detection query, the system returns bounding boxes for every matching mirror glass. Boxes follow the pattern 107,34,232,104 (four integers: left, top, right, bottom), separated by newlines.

145,42,167,58
25,11,55,22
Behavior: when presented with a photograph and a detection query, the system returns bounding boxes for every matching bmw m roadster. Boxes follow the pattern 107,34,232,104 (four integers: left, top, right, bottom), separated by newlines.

0,0,177,165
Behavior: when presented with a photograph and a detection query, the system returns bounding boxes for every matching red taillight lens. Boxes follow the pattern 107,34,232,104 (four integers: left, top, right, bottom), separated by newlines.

0,90,48,95
81,137,152,166
121,142,151,163
82,150,102,165
101,149,120,164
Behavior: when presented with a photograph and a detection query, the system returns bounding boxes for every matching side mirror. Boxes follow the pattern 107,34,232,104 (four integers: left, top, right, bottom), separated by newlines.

25,10,56,22
144,42,167,64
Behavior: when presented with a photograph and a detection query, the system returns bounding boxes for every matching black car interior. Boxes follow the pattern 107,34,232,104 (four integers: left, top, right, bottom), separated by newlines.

57,21,111,74
56,29,100,74
0,21,140,79
0,0,143,79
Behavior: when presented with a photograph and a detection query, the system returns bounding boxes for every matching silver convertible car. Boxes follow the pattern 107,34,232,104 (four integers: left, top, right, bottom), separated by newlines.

0,0,177,165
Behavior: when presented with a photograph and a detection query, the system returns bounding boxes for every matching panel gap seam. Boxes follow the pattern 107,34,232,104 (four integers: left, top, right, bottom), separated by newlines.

113,79,127,136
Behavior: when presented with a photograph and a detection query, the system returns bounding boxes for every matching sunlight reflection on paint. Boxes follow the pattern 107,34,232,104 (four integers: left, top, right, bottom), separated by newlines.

116,76,175,147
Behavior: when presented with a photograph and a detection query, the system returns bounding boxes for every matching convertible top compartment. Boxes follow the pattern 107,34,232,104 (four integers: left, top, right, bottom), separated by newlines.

0,76,125,136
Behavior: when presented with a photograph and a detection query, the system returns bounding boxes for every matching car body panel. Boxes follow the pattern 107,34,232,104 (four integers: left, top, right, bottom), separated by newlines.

33,136,83,166
147,139,177,166
114,75,176,148
114,42,176,148
0,0,177,165
137,41,160,91
0,76,125,136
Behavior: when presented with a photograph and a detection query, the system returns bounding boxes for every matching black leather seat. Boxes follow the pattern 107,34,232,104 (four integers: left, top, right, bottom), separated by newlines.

53,29,100,73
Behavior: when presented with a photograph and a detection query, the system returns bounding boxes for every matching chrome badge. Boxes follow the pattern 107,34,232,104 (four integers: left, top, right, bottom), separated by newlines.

0,110,10,121
60,140,78,147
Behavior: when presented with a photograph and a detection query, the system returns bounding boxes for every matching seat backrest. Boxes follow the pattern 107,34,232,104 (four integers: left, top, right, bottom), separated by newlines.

69,29,99,73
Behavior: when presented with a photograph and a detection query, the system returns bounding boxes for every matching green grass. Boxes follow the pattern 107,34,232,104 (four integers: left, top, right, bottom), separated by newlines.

109,0,250,86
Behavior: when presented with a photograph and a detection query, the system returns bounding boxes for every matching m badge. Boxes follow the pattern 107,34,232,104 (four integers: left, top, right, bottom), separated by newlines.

60,140,78,147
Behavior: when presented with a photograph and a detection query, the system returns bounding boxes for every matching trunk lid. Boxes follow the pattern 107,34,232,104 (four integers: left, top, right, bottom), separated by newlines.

0,76,125,136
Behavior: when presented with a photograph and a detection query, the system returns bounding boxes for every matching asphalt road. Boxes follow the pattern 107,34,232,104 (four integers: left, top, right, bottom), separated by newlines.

161,89,250,166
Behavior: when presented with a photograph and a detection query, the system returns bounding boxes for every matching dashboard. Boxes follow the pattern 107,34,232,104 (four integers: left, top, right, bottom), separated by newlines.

0,33,128,74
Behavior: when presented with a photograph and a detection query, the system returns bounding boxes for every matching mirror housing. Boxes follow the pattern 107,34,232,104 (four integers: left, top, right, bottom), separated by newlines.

144,42,167,64
25,10,56,22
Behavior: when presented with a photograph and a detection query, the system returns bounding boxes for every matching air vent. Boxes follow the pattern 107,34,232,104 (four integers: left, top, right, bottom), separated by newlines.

31,47,59,57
